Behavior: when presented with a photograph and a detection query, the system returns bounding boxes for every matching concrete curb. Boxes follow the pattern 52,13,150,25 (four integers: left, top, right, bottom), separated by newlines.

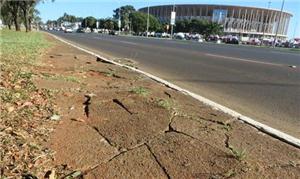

48,33,300,148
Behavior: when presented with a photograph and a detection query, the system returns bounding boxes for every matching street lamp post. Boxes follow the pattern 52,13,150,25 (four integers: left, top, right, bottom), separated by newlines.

170,4,175,39
146,5,150,38
273,0,285,48
118,7,121,35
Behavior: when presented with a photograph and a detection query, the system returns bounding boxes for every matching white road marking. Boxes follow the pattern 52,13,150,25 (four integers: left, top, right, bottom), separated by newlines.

205,53,284,67
119,41,138,46
93,37,102,40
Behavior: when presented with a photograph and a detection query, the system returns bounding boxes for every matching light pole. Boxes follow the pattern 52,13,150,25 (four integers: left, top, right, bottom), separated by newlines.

146,5,150,37
118,7,121,35
273,0,285,48
170,4,175,39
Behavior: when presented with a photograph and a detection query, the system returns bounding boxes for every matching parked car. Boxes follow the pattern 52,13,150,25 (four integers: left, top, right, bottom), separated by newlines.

290,38,300,48
207,35,220,42
109,30,119,35
155,32,162,38
161,32,170,38
64,28,73,33
92,29,99,33
247,38,261,45
224,35,239,44
174,32,185,40
76,28,85,33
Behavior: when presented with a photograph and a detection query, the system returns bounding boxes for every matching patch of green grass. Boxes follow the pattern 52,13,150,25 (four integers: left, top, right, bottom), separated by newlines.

0,29,50,69
157,99,173,110
41,73,81,83
222,124,232,131
105,71,121,78
229,145,247,161
124,63,138,69
223,169,236,178
130,86,150,96
63,75,81,83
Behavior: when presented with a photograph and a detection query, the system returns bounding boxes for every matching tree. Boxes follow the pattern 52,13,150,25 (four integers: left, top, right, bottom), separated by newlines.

203,22,223,37
174,19,223,36
20,1,36,32
98,18,106,29
102,18,117,30
113,5,135,31
31,9,41,29
175,19,191,32
0,0,42,32
57,13,77,24
46,20,57,28
129,12,161,33
5,1,22,31
81,16,97,29
0,1,13,29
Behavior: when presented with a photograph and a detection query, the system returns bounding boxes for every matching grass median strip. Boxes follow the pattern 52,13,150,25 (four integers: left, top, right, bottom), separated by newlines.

0,29,58,178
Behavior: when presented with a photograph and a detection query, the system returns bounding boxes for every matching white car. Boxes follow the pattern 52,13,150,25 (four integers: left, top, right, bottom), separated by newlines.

175,32,185,40
64,28,73,33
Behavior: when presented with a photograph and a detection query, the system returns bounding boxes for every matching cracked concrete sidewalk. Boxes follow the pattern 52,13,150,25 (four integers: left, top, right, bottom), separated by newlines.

35,35,300,178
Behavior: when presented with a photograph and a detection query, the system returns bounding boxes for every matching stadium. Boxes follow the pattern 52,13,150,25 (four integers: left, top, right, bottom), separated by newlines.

139,4,292,39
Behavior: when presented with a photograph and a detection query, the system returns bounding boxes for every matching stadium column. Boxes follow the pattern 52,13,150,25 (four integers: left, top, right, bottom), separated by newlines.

259,10,264,34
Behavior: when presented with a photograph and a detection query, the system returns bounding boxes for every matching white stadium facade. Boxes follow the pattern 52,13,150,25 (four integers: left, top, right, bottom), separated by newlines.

139,4,293,39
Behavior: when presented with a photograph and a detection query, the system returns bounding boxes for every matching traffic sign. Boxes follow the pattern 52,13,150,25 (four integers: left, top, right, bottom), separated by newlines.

170,11,176,25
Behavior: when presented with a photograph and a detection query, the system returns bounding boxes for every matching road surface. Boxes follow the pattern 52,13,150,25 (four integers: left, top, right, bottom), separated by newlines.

49,31,300,138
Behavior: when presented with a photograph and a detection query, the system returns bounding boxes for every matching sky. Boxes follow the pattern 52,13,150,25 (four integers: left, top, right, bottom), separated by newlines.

37,0,300,38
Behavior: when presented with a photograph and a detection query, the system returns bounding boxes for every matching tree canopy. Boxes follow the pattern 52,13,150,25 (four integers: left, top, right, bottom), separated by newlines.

0,0,42,32
57,13,77,23
81,16,97,29
129,12,161,33
113,5,135,31
175,19,223,36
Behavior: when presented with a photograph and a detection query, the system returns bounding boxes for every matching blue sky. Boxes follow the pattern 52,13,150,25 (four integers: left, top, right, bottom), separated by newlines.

37,0,300,38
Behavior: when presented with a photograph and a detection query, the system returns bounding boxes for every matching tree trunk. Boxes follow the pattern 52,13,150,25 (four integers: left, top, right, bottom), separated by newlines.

11,2,21,31
13,15,20,31
28,18,32,31
22,7,29,32
8,24,11,30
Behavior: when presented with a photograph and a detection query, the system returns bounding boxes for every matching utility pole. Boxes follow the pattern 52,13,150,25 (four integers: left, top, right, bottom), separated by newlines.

146,5,150,38
273,0,285,48
118,8,121,35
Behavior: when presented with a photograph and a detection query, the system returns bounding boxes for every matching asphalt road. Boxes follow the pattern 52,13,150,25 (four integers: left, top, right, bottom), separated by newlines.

49,31,300,138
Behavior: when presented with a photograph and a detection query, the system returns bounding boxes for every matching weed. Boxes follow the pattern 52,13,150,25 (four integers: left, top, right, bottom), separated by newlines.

229,145,247,161
224,169,236,177
222,124,232,131
64,76,80,83
157,99,173,110
105,71,121,78
41,73,81,83
130,86,149,96
125,63,137,69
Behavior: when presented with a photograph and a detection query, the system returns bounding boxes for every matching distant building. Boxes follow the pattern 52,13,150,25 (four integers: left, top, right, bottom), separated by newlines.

139,4,292,39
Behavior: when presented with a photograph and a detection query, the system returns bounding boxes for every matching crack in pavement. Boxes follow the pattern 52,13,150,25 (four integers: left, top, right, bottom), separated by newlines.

92,126,118,148
83,95,92,118
145,143,171,179
85,143,147,175
112,98,134,115
198,116,234,126
164,91,172,98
